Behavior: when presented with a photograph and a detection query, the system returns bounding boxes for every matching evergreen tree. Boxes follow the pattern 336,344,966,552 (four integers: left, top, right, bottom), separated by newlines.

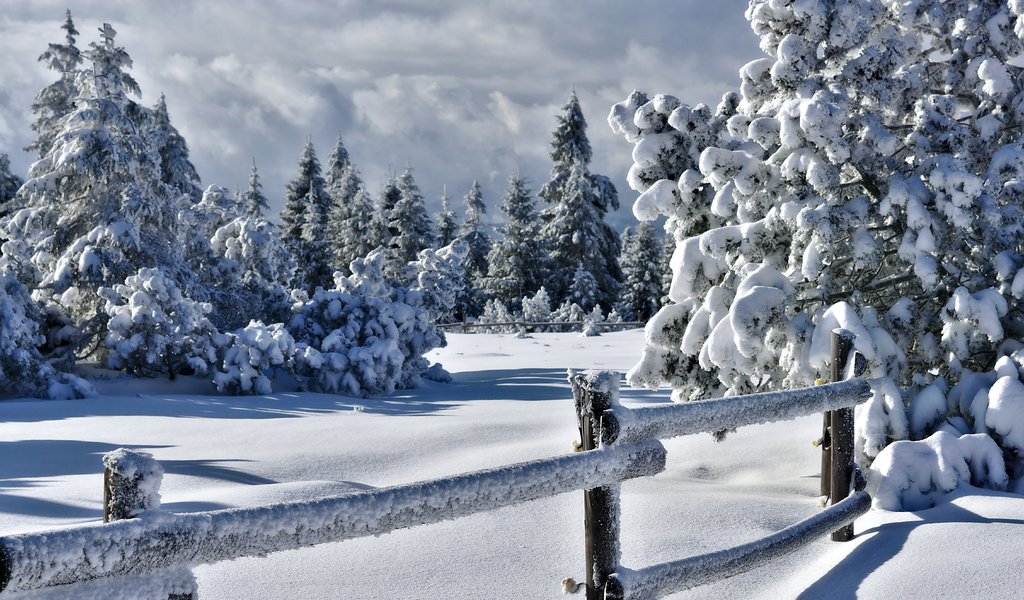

148,94,202,203
243,159,270,218
26,10,83,158
566,262,598,311
300,186,335,292
456,180,490,316
384,168,435,283
280,139,330,288
0,153,23,218
436,187,459,247
325,135,372,273
2,23,182,341
616,222,664,321
540,91,622,309
483,174,546,310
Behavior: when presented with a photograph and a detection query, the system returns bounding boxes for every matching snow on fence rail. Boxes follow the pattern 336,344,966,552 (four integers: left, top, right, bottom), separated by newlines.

436,320,645,331
567,329,872,600
0,443,666,596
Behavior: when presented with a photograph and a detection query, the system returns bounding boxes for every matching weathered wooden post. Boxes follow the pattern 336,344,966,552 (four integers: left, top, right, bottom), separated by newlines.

829,329,856,542
570,371,622,600
103,448,164,522
103,449,198,599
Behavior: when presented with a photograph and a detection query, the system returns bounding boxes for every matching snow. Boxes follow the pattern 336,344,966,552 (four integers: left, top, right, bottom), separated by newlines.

3,331,1024,598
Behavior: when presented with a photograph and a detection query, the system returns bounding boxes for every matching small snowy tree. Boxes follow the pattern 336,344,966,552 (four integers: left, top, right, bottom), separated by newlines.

280,140,331,290
616,222,664,321
100,267,220,378
484,175,547,310
299,185,336,292
213,321,295,395
436,187,459,248
541,91,622,309
325,137,374,274
458,180,491,291
210,215,293,323
242,159,271,218
384,168,435,283
522,286,553,325
566,262,598,312
610,1,1024,482
410,239,469,323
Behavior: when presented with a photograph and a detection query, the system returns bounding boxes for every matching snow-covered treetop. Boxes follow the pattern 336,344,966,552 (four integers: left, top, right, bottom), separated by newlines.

84,23,140,104
460,180,486,233
243,159,270,218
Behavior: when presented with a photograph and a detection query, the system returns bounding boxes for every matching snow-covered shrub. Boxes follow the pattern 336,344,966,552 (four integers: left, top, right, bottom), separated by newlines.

210,215,294,324
611,1,1024,485
100,267,220,378
410,238,468,323
522,287,553,324
478,298,518,333
289,251,443,396
0,269,93,398
213,320,295,395
869,431,1007,511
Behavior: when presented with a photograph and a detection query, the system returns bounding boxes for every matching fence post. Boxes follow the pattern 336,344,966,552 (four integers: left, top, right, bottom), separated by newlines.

829,329,856,542
103,449,197,600
570,371,621,600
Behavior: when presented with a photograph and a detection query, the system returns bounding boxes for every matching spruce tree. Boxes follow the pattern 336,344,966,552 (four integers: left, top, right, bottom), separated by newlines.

26,10,83,158
436,187,459,247
540,91,622,309
243,159,271,218
456,180,490,316
325,135,371,273
566,263,599,311
3,23,182,337
616,222,663,321
384,168,435,283
149,94,202,203
0,153,23,218
483,174,546,310
280,139,330,287
299,186,335,292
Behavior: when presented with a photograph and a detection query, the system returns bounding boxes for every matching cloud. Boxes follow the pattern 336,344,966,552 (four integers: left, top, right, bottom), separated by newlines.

0,1,762,231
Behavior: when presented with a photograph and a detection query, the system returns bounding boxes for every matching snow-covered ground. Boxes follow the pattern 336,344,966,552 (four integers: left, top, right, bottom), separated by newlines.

2,330,1023,599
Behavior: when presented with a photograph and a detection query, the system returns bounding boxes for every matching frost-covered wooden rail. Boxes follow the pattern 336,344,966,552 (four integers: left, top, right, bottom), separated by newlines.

0,443,666,597
567,330,872,600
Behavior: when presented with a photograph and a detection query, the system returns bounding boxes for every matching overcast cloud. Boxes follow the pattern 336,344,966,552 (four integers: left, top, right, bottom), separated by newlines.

0,1,761,230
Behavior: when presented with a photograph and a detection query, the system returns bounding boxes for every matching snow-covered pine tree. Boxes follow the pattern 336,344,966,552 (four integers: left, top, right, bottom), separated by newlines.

280,139,331,289
616,222,664,321
242,159,271,218
566,262,599,311
193,185,244,238
610,1,1024,473
0,153,23,218
540,91,623,309
455,180,490,316
280,140,327,252
325,136,374,273
26,10,82,159
410,238,469,324
299,185,335,292
148,94,202,203
2,23,184,346
436,187,459,248
484,175,547,310
384,168,435,283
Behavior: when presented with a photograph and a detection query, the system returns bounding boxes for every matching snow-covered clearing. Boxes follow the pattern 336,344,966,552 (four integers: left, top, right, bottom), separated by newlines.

2,330,1023,598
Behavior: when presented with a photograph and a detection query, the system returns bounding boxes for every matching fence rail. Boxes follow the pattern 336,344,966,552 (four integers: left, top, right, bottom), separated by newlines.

0,442,665,595
0,332,872,599
436,320,645,331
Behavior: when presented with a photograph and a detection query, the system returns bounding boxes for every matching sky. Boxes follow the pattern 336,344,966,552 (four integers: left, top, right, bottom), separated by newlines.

0,1,760,231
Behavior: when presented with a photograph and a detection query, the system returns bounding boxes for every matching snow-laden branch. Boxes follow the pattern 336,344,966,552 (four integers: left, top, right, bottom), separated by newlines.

0,441,666,594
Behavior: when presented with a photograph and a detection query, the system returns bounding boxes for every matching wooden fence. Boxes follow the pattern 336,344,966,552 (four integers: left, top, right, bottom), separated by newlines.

0,333,870,599
436,320,646,332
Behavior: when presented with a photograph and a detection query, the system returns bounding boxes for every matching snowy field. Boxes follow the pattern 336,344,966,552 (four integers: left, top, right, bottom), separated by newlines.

3,330,1024,599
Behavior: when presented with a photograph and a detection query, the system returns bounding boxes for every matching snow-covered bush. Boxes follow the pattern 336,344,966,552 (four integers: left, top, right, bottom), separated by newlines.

611,1,1024,488
869,431,1007,511
213,320,294,395
522,287,553,324
289,251,443,396
100,267,220,378
410,238,468,323
210,215,294,323
478,299,518,333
